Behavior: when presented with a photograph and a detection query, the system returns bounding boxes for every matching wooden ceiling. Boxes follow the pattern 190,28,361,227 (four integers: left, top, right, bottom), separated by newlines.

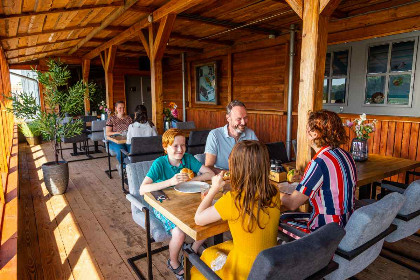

0,0,416,65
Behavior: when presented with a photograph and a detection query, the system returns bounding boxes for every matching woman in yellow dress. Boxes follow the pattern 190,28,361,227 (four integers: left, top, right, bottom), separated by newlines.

192,140,281,280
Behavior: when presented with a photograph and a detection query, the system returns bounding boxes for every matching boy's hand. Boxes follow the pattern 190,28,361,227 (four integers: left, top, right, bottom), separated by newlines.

170,173,189,186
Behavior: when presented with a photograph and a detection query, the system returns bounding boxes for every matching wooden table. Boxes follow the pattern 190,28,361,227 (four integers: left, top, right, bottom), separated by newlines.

144,188,228,241
355,154,420,187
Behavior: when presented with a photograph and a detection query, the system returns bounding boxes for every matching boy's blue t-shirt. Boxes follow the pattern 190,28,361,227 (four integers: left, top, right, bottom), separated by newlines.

146,153,203,183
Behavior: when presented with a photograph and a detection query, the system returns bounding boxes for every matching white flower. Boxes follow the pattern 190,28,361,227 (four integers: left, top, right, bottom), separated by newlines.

360,113,367,121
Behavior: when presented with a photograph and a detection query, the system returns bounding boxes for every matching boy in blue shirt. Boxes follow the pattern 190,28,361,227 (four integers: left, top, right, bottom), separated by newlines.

140,128,214,279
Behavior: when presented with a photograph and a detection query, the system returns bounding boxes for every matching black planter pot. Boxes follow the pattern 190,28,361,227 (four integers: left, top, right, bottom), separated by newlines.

41,161,69,195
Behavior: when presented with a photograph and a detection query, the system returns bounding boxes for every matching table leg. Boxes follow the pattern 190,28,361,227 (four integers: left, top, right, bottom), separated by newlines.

70,143,79,156
358,184,372,200
184,251,192,280
94,141,100,153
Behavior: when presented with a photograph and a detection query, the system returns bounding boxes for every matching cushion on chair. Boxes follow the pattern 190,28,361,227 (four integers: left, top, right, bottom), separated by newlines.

248,223,345,280
187,130,210,155
385,180,420,243
325,192,405,280
126,161,171,243
128,136,164,163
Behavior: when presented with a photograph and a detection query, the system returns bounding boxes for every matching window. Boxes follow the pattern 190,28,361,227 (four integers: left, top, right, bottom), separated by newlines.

323,49,350,104
365,39,417,106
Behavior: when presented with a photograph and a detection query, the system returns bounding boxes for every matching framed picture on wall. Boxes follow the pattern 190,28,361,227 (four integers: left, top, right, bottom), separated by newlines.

195,62,217,104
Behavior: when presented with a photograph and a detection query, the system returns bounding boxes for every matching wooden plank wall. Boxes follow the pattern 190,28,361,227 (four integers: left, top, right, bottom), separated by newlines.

0,45,17,280
341,114,420,184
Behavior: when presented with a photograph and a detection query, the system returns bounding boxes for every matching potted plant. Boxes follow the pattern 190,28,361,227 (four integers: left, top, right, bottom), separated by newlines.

6,91,42,145
34,59,96,195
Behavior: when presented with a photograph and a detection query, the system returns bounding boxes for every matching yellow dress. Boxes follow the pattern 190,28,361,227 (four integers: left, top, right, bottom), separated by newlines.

191,191,281,280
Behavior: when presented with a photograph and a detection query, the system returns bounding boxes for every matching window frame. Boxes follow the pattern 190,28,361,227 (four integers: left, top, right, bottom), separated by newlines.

323,47,351,106
362,36,418,108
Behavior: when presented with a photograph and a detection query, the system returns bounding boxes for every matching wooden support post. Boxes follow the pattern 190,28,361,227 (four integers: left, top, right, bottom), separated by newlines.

38,82,45,112
147,14,177,134
294,0,339,171
227,50,232,104
101,46,117,110
82,59,91,114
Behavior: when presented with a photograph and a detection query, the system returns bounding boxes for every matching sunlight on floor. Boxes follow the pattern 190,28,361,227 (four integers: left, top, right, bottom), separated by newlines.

30,144,103,280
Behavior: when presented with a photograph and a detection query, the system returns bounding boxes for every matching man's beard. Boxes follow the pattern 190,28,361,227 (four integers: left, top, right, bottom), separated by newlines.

234,125,246,134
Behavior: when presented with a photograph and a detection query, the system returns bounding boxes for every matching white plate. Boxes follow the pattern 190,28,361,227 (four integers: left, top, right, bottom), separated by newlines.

174,181,209,193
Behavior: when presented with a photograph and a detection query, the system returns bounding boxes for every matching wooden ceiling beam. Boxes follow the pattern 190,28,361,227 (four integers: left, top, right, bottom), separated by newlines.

129,6,155,13
0,2,123,20
68,0,139,55
5,38,82,52
284,0,303,18
0,23,105,41
320,0,342,17
7,48,71,61
170,32,233,46
177,13,279,35
166,45,202,53
83,0,207,60
153,14,177,61
138,30,150,57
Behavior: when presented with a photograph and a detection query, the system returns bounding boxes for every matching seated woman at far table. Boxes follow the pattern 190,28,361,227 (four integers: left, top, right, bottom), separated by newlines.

140,128,214,280
126,104,158,150
280,110,357,236
192,140,281,280
106,100,132,164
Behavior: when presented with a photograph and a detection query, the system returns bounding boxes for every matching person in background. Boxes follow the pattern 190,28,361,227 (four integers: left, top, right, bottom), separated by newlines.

192,140,281,280
126,104,158,151
106,101,132,165
280,110,357,236
205,100,258,174
140,129,214,280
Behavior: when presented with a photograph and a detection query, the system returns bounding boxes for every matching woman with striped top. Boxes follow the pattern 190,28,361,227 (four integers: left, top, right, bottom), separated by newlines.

280,110,357,235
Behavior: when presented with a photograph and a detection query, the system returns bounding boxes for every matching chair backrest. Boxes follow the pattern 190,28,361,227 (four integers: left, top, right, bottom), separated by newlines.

126,160,171,242
187,130,211,155
265,141,289,163
194,153,206,165
175,121,196,130
83,115,98,122
129,136,164,163
248,223,345,280
325,193,405,280
89,120,106,141
386,180,420,242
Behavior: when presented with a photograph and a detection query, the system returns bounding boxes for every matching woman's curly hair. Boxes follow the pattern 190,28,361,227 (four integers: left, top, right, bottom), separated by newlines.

308,110,348,148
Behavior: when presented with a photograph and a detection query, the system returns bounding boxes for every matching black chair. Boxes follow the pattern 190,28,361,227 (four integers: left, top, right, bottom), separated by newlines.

183,223,346,280
187,129,211,155
265,141,289,163
120,136,164,193
59,118,91,162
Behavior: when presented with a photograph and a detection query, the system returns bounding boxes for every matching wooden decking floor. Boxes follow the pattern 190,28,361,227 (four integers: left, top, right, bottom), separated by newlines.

17,142,420,280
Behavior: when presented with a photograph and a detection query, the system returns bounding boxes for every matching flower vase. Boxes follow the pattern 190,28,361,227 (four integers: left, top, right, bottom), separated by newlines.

101,113,108,121
350,138,368,162
164,119,172,131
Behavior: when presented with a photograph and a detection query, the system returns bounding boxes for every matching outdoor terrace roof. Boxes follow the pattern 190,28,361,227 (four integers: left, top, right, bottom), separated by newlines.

0,0,415,65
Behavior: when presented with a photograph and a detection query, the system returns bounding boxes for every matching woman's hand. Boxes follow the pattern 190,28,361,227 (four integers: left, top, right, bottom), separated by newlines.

169,173,189,186
210,172,226,193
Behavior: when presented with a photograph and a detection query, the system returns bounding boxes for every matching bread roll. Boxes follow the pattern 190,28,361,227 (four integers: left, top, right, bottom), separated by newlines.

180,168,194,180
223,171,231,181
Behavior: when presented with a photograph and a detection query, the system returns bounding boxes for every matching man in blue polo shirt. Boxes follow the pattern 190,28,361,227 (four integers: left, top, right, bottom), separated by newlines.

205,100,258,173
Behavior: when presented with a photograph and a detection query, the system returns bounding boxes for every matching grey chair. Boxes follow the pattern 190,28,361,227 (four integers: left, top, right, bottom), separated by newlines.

87,120,106,153
183,223,346,280
325,192,405,280
120,136,164,194
126,161,171,280
265,141,289,163
187,130,210,155
103,127,116,156
194,153,206,165
382,180,420,243
175,121,196,130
